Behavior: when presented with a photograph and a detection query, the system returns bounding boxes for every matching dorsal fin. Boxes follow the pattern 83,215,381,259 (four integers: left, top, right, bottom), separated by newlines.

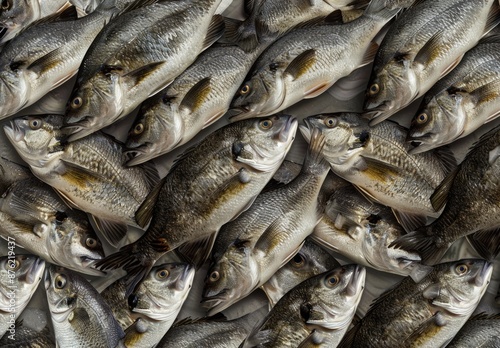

18,6,78,36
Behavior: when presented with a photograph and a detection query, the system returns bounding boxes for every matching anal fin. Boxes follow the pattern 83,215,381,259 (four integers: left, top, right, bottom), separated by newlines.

176,231,218,269
392,209,427,233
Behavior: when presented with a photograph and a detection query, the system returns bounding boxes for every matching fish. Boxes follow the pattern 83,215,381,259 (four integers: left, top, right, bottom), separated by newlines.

407,34,500,154
230,0,401,120
125,43,265,166
446,313,500,347
202,128,331,315
103,263,195,348
300,113,457,233
261,238,340,308
0,320,55,347
312,185,428,280
364,0,500,125
0,177,105,275
339,259,493,348
0,255,45,338
391,125,500,265
64,0,226,141
4,114,159,248
96,115,297,296
44,265,125,347
0,156,30,195
241,264,366,348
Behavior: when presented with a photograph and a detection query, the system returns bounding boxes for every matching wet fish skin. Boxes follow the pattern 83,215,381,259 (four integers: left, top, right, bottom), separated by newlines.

0,321,55,347
44,265,125,348
391,125,500,265
446,313,500,347
97,115,297,296
364,0,500,124
0,255,45,337
3,114,159,248
408,36,500,154
241,265,366,348
339,259,493,348
0,156,30,195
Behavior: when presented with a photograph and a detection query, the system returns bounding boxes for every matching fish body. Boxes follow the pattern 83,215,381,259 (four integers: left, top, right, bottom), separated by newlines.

241,265,366,348
230,0,400,120
364,0,500,124
0,322,55,347
97,115,297,295
446,313,500,348
45,265,125,347
339,259,493,348
0,255,45,337
64,0,224,141
202,128,330,315
3,114,159,247
408,36,500,153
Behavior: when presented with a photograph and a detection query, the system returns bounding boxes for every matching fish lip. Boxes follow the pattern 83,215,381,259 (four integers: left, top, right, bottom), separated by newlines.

201,289,228,303
278,115,298,142
346,265,366,297
123,145,152,166
228,106,252,122
473,261,493,287
4,121,24,143
44,268,51,290
175,264,194,291
25,257,45,285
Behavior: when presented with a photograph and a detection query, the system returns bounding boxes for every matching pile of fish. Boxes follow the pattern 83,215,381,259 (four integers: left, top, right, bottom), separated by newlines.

0,0,499,346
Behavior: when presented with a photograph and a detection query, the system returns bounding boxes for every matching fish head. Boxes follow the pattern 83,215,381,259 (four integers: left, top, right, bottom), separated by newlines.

431,259,493,316
3,114,65,169
364,60,418,124
230,64,286,120
0,0,34,41
44,265,83,323
128,262,195,321
0,66,29,117
234,115,298,173
407,91,467,154
125,96,184,166
202,241,260,316
65,71,124,141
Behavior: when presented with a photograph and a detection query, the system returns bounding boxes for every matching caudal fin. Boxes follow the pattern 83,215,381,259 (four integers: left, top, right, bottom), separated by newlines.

389,227,449,265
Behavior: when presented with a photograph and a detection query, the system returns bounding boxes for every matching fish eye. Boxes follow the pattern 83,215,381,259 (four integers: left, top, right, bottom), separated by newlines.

29,118,43,130
324,117,337,128
156,269,169,279
128,294,138,310
369,83,380,96
416,113,428,124
455,264,468,275
240,84,251,95
259,119,273,130
85,237,97,248
291,253,305,268
55,275,67,289
70,97,83,109
208,271,220,282
6,259,20,271
269,62,279,71
1,0,10,10
133,123,144,135
325,275,340,287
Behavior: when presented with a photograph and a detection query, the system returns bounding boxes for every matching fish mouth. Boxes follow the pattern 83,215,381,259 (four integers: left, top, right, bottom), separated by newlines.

175,264,195,291
79,257,106,275
44,268,52,290
364,102,391,126
406,134,434,155
24,257,46,285
63,117,94,141
299,118,313,142
473,261,493,288
278,115,298,143
346,265,366,297
124,144,154,166
228,106,254,122
3,121,24,143
0,27,8,41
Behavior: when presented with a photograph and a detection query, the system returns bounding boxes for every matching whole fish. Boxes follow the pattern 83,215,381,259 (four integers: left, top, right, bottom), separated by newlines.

64,0,225,141
0,255,45,338
3,114,159,248
202,128,330,315
407,34,500,154
0,321,55,347
364,0,500,125
230,0,400,120
312,185,427,279
339,259,493,348
241,265,366,348
391,125,500,265
446,313,500,347
101,262,195,348
0,177,105,275
97,115,297,295
300,113,456,233
44,265,125,348
261,238,340,308
125,43,265,166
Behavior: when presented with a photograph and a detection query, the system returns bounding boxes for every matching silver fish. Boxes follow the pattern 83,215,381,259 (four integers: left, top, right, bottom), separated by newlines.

64,0,225,141
3,114,159,248
0,255,45,337
45,265,125,347
364,0,500,125
447,313,500,348
0,320,55,347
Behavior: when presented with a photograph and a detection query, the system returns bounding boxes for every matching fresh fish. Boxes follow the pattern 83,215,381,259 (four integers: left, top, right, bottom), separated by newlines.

446,313,500,347
125,43,265,166
407,34,500,154
230,0,400,120
0,156,30,195
241,265,366,348
0,320,55,347
44,265,125,347
300,113,457,233
0,255,45,337
0,177,105,275
364,0,500,125
106,263,195,348
97,115,297,296
202,128,330,315
69,0,106,16
64,0,225,141
3,114,159,248
391,125,500,265
261,238,340,308
339,259,493,348
312,185,427,279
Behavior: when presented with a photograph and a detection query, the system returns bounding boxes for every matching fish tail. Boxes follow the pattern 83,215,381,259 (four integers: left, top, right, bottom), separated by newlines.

223,17,259,52
364,0,402,21
389,227,448,265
